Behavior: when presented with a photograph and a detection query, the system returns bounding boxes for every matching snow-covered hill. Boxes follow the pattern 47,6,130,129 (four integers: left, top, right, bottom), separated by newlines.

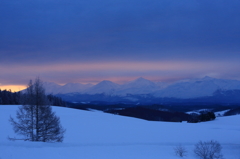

0,105,239,159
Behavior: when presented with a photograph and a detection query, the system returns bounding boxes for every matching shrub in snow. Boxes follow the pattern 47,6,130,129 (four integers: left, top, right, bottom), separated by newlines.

194,140,224,159
174,144,187,157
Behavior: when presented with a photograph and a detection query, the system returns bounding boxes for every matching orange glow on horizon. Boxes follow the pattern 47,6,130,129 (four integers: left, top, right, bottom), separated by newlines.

0,85,26,92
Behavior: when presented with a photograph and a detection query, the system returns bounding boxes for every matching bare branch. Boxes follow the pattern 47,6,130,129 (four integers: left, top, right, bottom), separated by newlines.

194,140,224,159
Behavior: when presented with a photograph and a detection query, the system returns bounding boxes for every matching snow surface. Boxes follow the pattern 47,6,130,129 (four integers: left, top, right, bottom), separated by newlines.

186,109,212,115
1,105,239,159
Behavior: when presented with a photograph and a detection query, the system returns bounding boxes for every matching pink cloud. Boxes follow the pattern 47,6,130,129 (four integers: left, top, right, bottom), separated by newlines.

1,60,240,86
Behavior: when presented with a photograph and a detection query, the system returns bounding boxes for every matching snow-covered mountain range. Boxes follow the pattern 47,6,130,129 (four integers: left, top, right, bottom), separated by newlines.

44,77,240,97
42,76,240,104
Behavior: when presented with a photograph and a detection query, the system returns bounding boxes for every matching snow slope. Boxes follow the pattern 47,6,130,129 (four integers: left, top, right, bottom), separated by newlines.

1,105,239,159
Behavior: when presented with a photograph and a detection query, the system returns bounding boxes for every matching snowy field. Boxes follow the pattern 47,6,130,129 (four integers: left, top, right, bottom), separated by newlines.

0,105,240,159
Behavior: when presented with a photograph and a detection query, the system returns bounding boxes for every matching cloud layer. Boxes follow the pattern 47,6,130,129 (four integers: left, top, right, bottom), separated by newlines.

1,0,240,89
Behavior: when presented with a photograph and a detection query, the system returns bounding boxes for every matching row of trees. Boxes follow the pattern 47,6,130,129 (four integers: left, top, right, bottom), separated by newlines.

0,89,21,105
9,78,66,142
0,89,66,107
188,111,216,123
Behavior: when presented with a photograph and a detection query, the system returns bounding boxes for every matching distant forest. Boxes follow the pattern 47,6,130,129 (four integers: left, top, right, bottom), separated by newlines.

0,89,66,107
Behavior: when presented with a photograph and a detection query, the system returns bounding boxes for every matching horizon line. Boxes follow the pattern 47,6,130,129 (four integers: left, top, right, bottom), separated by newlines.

1,75,238,92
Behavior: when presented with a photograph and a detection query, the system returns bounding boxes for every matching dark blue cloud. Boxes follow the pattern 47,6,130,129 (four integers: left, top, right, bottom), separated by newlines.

0,0,240,64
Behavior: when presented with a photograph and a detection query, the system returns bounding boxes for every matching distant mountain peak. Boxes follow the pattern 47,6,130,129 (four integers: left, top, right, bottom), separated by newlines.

129,77,153,84
135,77,149,81
202,76,215,80
100,80,114,83
85,80,119,95
63,83,84,87
43,81,61,86
122,77,156,91
93,80,119,89
136,77,146,80
97,80,118,86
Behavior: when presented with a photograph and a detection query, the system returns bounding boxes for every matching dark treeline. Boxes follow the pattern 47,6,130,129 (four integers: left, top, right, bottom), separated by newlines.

0,89,66,106
47,94,66,107
106,107,216,123
0,89,21,105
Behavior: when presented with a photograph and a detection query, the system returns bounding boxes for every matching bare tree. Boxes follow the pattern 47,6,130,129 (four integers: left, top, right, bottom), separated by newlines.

9,77,65,142
194,140,224,159
174,144,187,157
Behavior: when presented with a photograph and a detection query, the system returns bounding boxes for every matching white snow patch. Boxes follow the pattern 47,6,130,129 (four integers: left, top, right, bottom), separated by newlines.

186,109,212,115
215,109,231,117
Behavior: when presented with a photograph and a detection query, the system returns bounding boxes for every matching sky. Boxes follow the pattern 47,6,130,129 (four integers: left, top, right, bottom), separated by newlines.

1,0,240,91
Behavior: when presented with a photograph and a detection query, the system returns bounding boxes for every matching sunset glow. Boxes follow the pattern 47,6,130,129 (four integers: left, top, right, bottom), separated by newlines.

0,85,26,92
1,60,240,87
